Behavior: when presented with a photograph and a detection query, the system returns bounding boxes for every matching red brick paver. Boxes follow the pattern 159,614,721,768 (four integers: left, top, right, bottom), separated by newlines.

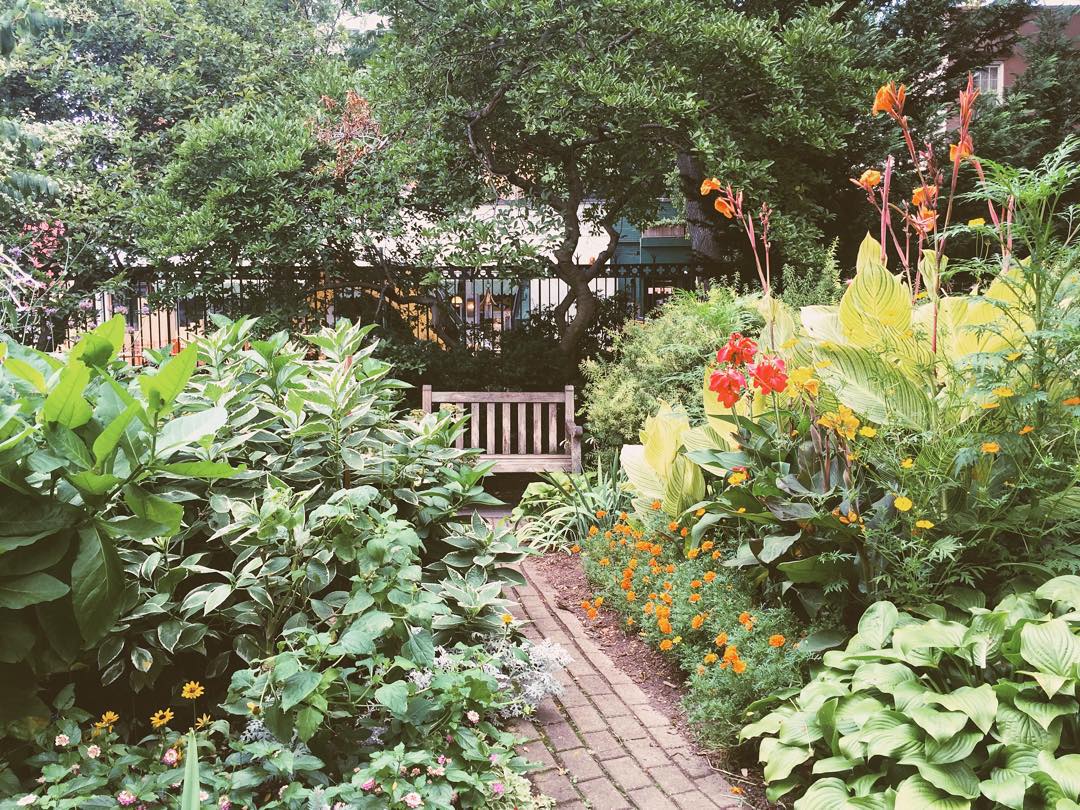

511,561,744,809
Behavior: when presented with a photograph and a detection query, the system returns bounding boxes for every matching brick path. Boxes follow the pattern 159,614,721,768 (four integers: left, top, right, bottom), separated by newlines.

509,561,743,809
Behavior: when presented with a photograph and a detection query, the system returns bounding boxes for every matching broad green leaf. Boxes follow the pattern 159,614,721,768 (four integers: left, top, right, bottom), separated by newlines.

1015,691,1078,730
67,471,122,495
4,357,46,392
762,742,813,782
333,611,393,655
156,407,228,454
1039,752,1080,802
895,775,971,810
70,526,124,644
926,684,997,734
157,461,244,479
69,315,126,367
123,486,183,537
402,629,434,667
852,662,916,692
925,731,982,765
619,444,664,502
641,401,690,478
374,681,410,718
1037,576,1080,611
910,706,969,744
996,703,1058,748
92,402,141,466
777,554,848,584
1021,620,1080,680
794,778,850,810
139,344,197,413
42,360,92,428
916,761,980,800
281,671,321,711
857,601,898,649
979,771,1029,810
0,572,68,608
800,305,847,344
295,705,323,742
662,454,704,518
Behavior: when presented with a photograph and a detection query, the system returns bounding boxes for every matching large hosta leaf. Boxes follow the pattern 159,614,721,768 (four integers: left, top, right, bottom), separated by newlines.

814,344,934,429
895,775,971,810
1038,752,1080,802
916,761,981,800
925,684,997,734
857,601,898,649
1020,619,1080,679
761,739,813,782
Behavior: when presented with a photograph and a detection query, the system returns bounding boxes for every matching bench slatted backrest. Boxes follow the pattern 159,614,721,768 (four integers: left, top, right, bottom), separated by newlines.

421,386,582,473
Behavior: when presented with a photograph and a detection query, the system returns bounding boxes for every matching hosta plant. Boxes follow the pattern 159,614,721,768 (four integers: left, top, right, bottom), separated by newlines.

743,576,1080,809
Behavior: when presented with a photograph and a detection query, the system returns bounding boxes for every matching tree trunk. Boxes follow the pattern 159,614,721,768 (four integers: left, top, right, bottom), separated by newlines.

555,267,597,359
676,150,725,272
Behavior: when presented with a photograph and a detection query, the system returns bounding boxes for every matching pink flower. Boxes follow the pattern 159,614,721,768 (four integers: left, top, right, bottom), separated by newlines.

404,792,423,808
117,791,138,806
162,749,179,766
54,734,70,747
717,333,757,366
361,779,375,791
466,710,480,724
489,753,499,763
218,798,231,810
748,355,788,396
709,368,746,408
491,782,505,797
86,745,101,759
437,755,447,765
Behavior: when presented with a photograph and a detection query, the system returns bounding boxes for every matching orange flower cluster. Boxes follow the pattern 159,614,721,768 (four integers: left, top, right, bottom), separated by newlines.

580,596,603,621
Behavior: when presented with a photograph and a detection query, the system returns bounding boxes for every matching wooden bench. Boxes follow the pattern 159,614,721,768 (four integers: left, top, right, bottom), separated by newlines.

421,386,582,473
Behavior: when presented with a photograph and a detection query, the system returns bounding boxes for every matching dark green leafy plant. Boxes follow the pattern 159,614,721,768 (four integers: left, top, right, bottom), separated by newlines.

744,578,1080,809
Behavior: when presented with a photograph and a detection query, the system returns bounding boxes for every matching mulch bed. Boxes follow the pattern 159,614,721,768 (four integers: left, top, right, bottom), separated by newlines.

532,551,776,809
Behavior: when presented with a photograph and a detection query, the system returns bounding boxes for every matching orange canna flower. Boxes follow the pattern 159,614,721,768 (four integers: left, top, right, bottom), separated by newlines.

950,137,974,162
854,169,882,191
700,177,722,196
872,81,906,119
714,197,735,219
911,185,936,208
1019,425,1034,435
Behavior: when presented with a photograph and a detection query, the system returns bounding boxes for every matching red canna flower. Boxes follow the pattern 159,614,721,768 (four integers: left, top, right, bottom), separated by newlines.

748,355,788,396
709,368,746,408
716,333,757,366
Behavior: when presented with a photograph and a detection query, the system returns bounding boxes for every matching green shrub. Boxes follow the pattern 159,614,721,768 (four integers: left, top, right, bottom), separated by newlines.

779,239,843,310
0,316,558,808
580,287,746,450
745,578,1080,808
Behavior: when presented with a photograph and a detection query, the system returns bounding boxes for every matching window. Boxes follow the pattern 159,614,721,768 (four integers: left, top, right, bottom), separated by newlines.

972,62,1004,100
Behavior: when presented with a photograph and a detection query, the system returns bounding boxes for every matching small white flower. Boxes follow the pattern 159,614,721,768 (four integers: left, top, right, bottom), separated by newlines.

54,734,70,747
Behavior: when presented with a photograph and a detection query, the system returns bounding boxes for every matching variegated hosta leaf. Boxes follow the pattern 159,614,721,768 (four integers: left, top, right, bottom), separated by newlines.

1014,689,1079,730
814,344,935,429
856,601,898,649
839,234,912,346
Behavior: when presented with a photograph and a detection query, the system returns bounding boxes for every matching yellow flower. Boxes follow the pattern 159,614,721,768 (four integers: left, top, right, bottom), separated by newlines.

195,713,212,730
915,519,935,529
982,441,1000,454
818,405,860,440
1019,425,1034,435
893,495,913,512
967,217,986,227
727,471,748,486
180,681,205,700
858,426,877,438
900,457,914,469
501,613,513,625
993,387,1014,398
150,708,174,729
982,401,1000,410
789,366,820,397
247,702,261,715
94,711,119,730
1005,352,1022,361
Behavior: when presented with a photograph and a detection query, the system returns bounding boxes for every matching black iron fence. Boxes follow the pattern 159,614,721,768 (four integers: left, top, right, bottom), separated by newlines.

60,263,712,364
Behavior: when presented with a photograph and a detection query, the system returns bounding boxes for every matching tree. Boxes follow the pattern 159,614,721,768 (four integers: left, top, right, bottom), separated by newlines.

364,0,870,358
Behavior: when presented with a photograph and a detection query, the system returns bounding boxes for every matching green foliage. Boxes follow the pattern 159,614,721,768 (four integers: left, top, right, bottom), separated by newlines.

581,288,745,450
780,240,844,310
745,580,1080,808
0,316,562,808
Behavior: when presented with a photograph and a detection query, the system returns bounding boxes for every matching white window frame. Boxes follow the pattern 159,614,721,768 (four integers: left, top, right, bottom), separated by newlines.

974,61,1005,100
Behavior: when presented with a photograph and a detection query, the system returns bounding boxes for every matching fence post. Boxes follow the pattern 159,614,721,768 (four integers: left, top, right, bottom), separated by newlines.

421,385,432,414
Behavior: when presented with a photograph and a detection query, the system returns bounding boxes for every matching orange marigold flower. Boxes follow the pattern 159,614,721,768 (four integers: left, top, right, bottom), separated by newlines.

668,521,678,532
703,571,717,583
714,197,735,219
701,541,714,552
627,591,637,602
703,653,718,665
665,563,675,573
723,645,739,662
586,608,598,620
680,527,689,537
588,526,599,536
1064,396,1080,406
595,509,607,518
690,580,701,589
570,544,581,554
659,639,674,651
650,500,662,510
732,659,747,674
695,508,706,517
687,549,700,559
594,596,604,607
982,441,1000,454
691,614,705,630
1019,425,1034,435
599,557,610,565
768,634,786,648
715,632,728,647
738,612,752,625
580,600,591,611
659,618,673,634
689,594,701,603
661,592,672,604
